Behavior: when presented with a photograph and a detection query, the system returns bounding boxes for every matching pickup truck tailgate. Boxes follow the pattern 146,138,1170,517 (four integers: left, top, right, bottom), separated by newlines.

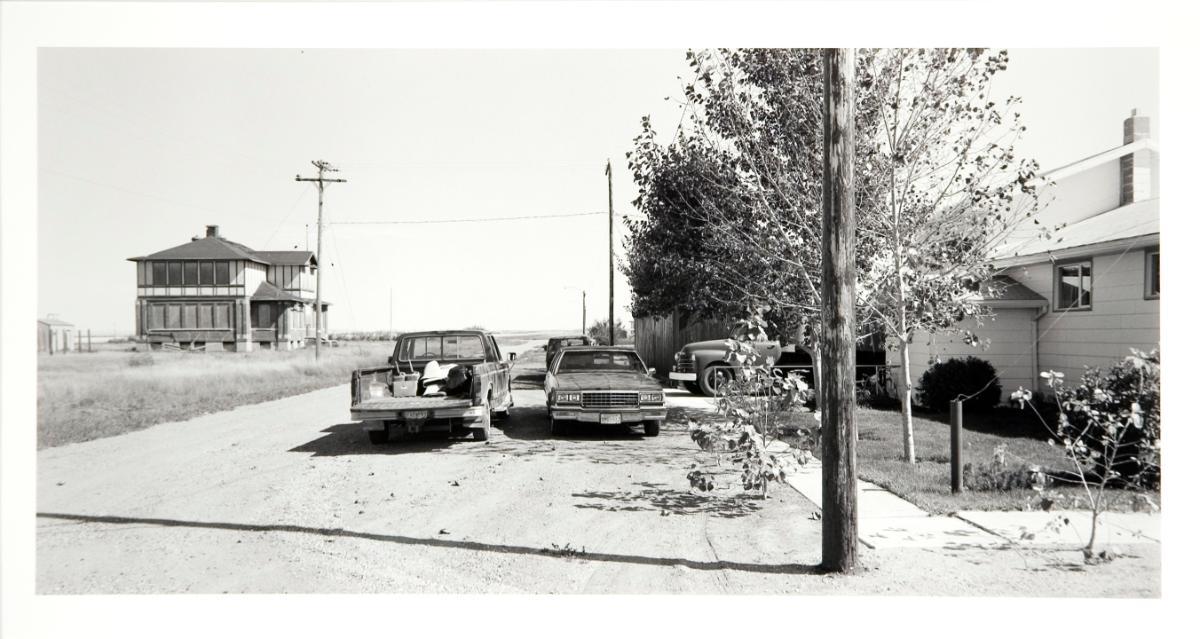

354,396,473,411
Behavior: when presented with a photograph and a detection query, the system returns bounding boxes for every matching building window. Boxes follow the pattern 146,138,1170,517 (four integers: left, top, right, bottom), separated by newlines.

199,261,214,285
168,262,183,286
213,304,230,329
215,261,230,285
152,262,167,286
1145,250,1160,299
183,261,199,286
1055,260,1093,311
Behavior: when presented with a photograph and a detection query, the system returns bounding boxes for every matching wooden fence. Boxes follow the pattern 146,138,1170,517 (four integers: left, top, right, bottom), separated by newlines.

634,311,733,376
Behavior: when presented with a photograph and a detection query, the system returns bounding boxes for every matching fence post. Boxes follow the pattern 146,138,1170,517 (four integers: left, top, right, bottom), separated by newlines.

950,399,963,494
88,329,92,353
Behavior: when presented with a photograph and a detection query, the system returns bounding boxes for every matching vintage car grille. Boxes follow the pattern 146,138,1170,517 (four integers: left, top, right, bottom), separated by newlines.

675,360,695,373
581,391,639,408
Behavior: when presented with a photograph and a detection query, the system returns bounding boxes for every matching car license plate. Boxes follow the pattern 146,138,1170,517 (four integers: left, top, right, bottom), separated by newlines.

600,413,622,425
403,410,429,420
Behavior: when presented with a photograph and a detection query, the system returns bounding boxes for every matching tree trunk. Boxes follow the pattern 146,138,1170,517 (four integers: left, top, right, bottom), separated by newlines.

897,333,917,464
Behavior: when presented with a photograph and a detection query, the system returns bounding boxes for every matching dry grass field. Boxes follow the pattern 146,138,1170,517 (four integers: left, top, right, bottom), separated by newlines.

37,343,392,449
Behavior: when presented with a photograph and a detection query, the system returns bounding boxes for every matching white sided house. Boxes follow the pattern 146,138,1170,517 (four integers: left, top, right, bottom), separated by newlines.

892,110,1159,402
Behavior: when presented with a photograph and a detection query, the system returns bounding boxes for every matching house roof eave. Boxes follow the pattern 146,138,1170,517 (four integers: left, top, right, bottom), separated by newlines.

991,233,1160,269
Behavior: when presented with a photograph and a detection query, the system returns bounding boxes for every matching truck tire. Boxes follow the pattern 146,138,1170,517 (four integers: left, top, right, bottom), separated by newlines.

643,420,661,437
472,408,493,442
699,364,727,397
683,381,703,395
368,425,389,446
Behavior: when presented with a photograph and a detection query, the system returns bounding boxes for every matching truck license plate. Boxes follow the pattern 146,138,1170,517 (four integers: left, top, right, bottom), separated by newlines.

403,410,429,420
600,413,622,425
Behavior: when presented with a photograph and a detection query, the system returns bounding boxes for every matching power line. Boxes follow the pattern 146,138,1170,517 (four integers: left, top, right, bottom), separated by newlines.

328,211,606,225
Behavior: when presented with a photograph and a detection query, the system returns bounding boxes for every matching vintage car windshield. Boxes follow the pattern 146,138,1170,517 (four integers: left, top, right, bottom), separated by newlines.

556,351,645,373
399,335,486,360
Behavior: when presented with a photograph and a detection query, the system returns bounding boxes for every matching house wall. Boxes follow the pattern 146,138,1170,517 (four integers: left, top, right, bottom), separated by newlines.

1006,248,1159,385
898,308,1039,405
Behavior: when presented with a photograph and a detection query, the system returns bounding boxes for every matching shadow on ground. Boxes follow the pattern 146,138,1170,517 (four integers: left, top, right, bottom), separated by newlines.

36,511,822,575
572,481,764,519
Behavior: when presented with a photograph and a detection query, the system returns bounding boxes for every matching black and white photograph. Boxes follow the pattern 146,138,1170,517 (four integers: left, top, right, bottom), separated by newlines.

1,1,1196,638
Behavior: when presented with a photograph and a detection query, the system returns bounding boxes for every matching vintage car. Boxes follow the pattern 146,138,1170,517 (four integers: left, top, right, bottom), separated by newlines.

544,335,594,369
544,345,666,437
668,339,785,396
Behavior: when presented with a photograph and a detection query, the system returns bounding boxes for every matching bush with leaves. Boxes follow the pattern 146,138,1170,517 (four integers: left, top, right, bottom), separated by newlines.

1010,348,1161,563
686,308,814,497
916,356,1002,413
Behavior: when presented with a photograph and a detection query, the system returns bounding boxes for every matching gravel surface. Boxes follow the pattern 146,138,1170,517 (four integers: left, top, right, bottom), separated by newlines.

36,350,1159,595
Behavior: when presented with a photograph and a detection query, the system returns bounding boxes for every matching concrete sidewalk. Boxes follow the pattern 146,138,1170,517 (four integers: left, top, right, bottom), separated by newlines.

663,388,1161,550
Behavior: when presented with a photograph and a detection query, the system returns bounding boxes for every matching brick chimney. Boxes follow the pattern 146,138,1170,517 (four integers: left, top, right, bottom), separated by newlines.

205,225,220,238
1120,109,1152,205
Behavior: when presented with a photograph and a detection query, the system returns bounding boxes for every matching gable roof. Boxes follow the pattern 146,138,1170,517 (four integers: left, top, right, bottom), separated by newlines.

1035,138,1157,185
991,198,1158,268
250,281,306,303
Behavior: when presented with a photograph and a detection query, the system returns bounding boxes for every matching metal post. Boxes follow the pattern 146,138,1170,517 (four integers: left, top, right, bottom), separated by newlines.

950,399,964,493
581,290,587,337
606,160,615,346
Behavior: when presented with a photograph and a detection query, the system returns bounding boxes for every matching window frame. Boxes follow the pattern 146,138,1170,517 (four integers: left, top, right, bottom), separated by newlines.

1144,248,1160,300
1053,258,1094,312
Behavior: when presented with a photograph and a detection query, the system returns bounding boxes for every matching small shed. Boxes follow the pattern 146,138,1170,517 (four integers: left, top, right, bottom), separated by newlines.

38,315,75,354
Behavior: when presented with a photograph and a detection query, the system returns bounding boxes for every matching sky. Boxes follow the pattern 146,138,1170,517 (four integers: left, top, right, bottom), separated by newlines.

37,48,1158,335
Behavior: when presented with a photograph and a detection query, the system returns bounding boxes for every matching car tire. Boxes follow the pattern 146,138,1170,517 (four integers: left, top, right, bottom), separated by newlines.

368,425,389,446
472,406,493,442
683,381,703,395
698,364,727,397
643,420,661,437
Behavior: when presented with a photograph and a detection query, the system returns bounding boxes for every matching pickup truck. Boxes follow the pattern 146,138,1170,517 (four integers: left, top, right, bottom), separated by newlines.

350,330,515,445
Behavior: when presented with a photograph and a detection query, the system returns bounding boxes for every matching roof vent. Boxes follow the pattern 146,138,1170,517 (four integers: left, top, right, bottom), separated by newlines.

205,225,220,238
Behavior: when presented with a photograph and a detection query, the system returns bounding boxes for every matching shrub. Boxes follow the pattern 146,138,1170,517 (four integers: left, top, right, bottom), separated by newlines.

916,356,1001,412
126,353,155,368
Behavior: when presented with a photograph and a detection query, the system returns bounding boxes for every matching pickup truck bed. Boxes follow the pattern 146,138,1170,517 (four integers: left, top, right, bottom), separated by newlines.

354,396,472,411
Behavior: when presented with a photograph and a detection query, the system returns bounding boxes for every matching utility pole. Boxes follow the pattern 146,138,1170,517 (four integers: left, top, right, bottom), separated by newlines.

295,160,346,361
606,160,615,346
390,286,394,337
820,48,859,574
582,290,587,338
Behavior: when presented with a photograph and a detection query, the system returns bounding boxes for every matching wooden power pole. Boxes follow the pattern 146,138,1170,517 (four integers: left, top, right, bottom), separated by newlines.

295,160,346,361
606,160,615,346
581,290,587,337
820,47,859,573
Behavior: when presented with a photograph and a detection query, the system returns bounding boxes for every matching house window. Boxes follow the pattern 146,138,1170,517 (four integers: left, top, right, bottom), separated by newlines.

1145,250,1160,299
183,261,199,286
214,261,230,285
199,261,214,285
168,262,183,286
1055,260,1093,311
213,304,230,329
152,262,167,286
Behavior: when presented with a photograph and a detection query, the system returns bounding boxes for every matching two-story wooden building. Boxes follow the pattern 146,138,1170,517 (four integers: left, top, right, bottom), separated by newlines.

128,225,329,351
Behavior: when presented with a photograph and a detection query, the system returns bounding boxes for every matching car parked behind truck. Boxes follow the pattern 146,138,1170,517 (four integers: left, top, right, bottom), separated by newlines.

350,330,515,444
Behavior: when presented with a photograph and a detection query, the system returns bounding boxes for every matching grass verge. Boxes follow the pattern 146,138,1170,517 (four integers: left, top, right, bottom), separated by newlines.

38,343,391,448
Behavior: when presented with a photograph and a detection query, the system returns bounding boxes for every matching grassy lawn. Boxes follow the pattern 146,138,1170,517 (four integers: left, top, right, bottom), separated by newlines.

38,343,391,448
852,406,1153,514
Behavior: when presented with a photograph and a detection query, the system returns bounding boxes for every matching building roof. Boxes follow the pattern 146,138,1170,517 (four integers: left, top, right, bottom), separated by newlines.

129,235,270,265
250,281,307,303
982,275,1047,303
253,251,316,266
991,198,1158,267
38,316,74,327
128,233,316,267
1035,138,1157,184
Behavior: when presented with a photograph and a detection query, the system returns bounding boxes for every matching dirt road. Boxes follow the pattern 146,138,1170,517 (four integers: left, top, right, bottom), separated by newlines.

37,349,1158,595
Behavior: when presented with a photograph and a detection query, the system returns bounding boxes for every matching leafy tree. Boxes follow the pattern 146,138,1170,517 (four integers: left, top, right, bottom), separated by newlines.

857,48,1044,463
625,49,890,401
587,319,628,345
